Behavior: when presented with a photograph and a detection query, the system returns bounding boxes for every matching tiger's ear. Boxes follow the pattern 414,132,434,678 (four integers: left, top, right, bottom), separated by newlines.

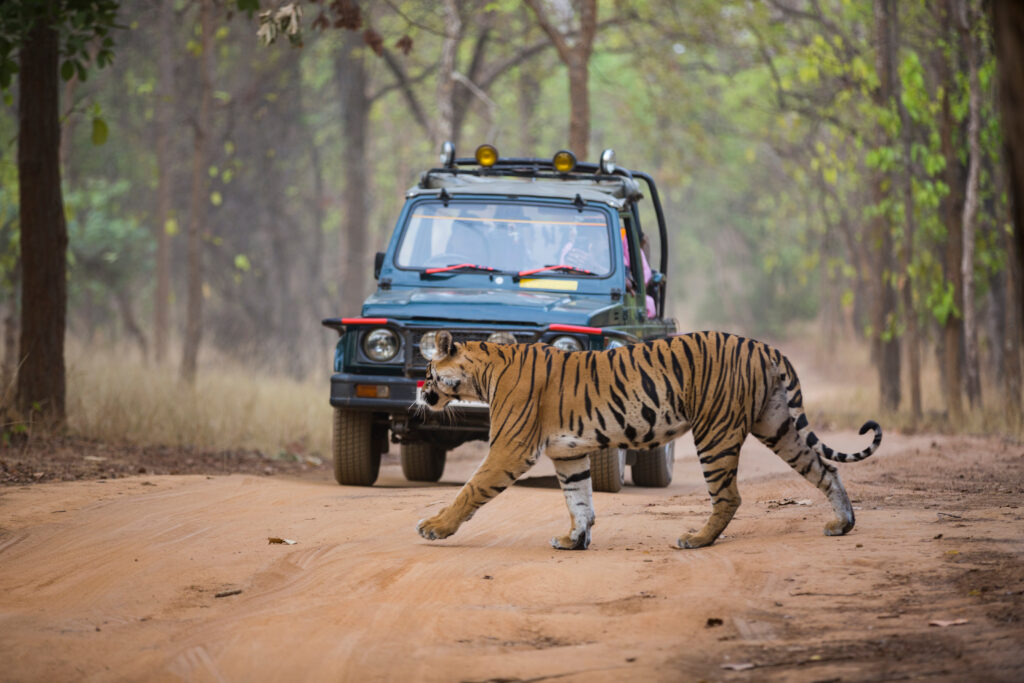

435,330,455,359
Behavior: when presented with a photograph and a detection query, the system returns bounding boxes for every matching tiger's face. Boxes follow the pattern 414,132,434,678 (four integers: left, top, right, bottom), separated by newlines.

419,331,483,411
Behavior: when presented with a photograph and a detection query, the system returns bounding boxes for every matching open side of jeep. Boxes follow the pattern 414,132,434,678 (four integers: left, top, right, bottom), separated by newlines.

323,144,678,491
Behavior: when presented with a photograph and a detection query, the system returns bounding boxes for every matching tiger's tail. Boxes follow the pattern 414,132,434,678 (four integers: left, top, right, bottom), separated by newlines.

780,356,882,463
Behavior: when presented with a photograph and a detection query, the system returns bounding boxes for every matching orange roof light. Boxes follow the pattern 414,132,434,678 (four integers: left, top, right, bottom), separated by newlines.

553,149,576,173
475,144,498,167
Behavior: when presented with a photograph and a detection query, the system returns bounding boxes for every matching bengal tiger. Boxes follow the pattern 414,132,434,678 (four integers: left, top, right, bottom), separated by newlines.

416,330,882,550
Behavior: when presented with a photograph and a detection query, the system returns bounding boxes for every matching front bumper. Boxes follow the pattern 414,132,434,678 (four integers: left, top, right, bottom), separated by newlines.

329,372,419,411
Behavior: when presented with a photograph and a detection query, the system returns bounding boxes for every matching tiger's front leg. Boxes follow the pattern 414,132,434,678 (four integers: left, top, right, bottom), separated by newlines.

550,455,595,550
417,445,536,541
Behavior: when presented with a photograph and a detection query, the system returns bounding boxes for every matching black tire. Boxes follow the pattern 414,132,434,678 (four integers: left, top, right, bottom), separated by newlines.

400,441,447,482
332,408,380,486
631,440,675,487
591,448,626,493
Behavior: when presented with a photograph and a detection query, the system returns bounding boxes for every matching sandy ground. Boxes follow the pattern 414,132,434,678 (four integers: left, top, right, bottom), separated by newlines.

1,431,1022,682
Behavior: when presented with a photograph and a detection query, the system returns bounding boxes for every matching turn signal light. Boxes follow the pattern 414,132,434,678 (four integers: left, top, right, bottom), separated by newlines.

355,384,390,398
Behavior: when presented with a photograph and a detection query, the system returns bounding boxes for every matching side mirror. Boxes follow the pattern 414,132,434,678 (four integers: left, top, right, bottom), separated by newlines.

374,251,385,280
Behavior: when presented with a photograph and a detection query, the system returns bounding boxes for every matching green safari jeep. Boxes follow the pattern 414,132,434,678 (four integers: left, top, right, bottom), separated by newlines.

323,143,678,491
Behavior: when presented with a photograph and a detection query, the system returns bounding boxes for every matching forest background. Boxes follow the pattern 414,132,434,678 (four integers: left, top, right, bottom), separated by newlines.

1,0,1022,457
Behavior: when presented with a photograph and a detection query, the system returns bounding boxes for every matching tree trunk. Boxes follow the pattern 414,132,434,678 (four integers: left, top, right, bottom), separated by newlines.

16,18,67,424
893,1,922,423
436,0,461,146
937,5,965,423
153,0,175,364
566,51,591,159
181,0,213,384
335,26,370,307
959,0,983,409
991,0,1024,420
524,0,597,159
872,0,901,413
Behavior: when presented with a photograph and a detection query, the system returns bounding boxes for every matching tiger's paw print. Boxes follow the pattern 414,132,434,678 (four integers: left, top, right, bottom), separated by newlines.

417,513,458,541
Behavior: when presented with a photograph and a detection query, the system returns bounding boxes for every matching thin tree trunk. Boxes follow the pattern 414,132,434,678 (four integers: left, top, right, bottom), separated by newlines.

335,26,370,305
937,87,962,421
16,18,67,424
181,0,213,384
436,0,461,146
154,0,175,364
566,52,591,159
893,1,922,423
115,288,148,360
959,0,983,409
872,0,901,413
937,5,965,423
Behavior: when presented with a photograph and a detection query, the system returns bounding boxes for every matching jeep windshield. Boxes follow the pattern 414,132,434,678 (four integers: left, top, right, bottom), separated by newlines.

394,200,613,277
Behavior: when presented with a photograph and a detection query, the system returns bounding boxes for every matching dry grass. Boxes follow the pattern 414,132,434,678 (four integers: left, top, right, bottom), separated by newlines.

65,343,333,458
784,332,1023,440
5,334,1019,457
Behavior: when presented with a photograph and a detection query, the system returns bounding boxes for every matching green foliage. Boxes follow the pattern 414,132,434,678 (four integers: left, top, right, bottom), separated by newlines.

65,178,153,307
0,1,121,90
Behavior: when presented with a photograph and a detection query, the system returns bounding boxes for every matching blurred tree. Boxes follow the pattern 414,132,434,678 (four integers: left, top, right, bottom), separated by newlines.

181,0,214,385
153,0,176,364
991,0,1024,419
524,0,597,158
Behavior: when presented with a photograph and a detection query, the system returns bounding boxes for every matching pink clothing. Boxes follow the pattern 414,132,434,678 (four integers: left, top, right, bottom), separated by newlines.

622,234,657,318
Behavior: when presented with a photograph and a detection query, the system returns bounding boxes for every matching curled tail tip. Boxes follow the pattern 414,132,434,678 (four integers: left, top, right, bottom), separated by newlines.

859,420,881,437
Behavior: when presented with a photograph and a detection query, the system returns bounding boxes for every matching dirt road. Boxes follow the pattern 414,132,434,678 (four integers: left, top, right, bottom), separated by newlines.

1,432,1022,681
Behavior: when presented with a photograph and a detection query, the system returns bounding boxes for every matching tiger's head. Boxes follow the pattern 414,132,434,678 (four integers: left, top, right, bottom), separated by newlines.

419,330,485,411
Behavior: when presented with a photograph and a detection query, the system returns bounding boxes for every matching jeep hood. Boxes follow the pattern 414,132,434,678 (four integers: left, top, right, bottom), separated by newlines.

361,286,618,327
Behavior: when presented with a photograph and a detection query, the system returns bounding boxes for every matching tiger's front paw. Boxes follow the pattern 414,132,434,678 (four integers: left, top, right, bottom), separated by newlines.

417,513,459,541
550,528,591,551
675,532,715,549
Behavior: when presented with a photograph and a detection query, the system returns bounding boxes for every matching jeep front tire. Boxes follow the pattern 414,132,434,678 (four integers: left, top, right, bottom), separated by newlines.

332,408,380,486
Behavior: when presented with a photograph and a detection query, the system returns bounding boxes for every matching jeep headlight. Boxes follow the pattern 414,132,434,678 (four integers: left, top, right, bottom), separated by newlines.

363,328,400,362
551,335,583,352
419,331,438,360
487,331,516,345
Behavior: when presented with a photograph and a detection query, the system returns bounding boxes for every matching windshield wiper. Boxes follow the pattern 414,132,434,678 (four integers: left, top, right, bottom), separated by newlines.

422,263,504,276
515,264,595,280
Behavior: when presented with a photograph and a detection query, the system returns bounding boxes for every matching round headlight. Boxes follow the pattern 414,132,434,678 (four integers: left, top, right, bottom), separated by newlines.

599,148,616,174
363,328,400,361
551,335,583,352
605,338,626,349
487,331,516,345
553,149,576,173
440,141,455,168
419,331,438,360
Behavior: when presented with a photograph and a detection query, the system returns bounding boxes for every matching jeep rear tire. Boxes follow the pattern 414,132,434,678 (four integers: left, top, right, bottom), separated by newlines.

591,448,626,493
332,408,380,486
631,440,675,487
400,441,447,482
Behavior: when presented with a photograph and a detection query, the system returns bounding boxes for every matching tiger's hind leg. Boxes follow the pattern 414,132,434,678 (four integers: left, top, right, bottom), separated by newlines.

677,431,746,549
550,455,595,550
752,387,855,536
